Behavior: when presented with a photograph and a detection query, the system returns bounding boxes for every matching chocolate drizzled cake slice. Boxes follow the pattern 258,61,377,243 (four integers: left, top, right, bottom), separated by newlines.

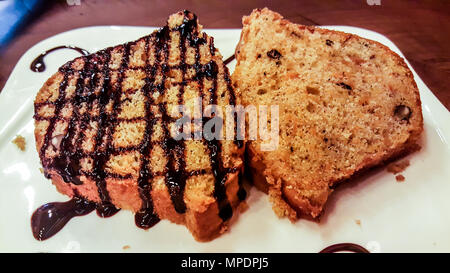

34,10,245,241
232,8,423,220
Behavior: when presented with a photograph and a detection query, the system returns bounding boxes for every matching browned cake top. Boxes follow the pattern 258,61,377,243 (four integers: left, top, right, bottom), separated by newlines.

34,10,244,226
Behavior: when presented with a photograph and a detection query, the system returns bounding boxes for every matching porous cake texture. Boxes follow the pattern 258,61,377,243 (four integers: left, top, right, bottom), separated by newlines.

232,8,423,220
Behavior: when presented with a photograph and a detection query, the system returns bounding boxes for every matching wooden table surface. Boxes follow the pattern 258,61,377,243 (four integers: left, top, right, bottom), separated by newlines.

0,0,449,110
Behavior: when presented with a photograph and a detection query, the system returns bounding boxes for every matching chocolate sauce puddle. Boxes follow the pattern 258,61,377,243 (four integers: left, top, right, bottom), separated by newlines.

31,197,122,241
31,197,96,241
319,243,370,253
30,45,89,72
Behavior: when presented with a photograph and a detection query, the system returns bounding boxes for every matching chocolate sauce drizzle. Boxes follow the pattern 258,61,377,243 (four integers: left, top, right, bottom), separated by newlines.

30,45,89,72
319,243,370,253
134,35,160,229
32,10,246,239
160,23,189,215
91,45,125,218
36,46,121,218
223,54,235,65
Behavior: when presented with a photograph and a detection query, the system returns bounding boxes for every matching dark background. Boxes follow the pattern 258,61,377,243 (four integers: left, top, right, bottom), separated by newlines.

0,0,449,110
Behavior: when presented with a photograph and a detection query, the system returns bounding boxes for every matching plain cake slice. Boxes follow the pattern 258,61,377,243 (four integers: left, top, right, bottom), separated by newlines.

34,10,245,241
232,8,423,220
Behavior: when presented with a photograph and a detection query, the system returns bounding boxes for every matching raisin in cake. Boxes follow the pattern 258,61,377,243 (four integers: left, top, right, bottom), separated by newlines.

34,10,245,241
232,8,423,220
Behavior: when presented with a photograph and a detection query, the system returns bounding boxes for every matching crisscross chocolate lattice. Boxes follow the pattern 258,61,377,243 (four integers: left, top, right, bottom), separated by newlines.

34,11,245,229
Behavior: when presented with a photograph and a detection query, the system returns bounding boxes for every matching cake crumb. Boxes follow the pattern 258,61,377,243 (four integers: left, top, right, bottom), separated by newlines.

387,160,410,174
238,201,249,213
39,168,44,174
122,245,130,250
395,174,405,182
410,143,422,153
355,219,361,227
12,135,26,151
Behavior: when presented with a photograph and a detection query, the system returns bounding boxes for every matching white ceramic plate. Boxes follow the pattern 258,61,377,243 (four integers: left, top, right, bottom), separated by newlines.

1,26,449,253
